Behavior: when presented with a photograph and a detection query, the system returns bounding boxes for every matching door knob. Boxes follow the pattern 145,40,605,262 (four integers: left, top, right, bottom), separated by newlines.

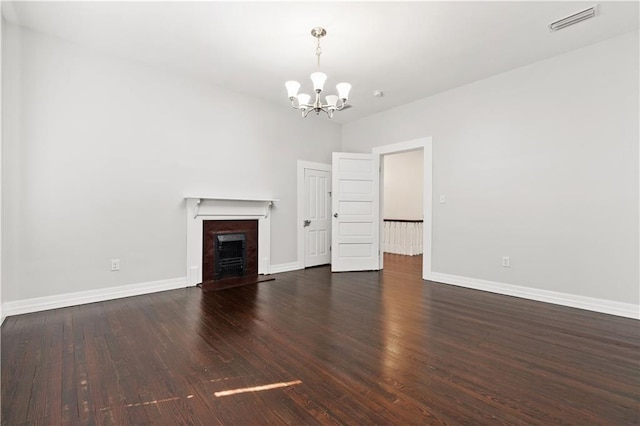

333,213,339,218
303,220,311,227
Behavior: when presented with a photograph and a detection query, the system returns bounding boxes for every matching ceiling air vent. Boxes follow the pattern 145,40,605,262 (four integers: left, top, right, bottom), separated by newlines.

549,6,598,32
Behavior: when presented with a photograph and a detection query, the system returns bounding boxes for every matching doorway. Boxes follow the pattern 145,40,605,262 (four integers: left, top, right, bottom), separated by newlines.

382,149,424,258
296,137,433,278
373,137,433,280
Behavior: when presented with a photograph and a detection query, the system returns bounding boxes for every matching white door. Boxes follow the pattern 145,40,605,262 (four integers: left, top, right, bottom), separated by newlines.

304,168,331,267
331,152,380,272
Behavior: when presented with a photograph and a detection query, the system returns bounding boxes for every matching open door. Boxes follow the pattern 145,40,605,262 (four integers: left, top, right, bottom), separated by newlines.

331,152,380,272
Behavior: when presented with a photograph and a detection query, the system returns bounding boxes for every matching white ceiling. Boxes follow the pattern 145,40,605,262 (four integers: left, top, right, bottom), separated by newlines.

3,1,639,123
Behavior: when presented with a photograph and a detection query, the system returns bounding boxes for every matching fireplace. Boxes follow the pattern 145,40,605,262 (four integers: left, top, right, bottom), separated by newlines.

185,196,277,290
201,219,262,290
215,233,246,279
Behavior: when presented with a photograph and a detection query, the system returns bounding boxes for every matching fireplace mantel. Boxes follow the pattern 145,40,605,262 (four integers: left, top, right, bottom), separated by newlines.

185,196,278,287
186,196,278,219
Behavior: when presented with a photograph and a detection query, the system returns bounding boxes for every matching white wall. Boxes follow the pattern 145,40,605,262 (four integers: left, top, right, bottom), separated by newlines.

343,31,639,306
383,150,423,220
0,15,4,323
1,24,341,303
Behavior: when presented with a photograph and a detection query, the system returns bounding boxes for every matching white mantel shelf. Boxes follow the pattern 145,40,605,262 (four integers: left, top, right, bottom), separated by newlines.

186,196,279,219
185,196,279,202
184,196,277,286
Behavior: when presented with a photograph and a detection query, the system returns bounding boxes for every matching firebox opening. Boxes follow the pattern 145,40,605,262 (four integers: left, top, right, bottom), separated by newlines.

215,233,246,279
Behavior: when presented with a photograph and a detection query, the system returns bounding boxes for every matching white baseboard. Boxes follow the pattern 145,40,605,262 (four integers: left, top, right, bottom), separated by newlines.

427,272,639,320
5,269,635,322
2,277,188,319
269,262,303,274
1,261,306,321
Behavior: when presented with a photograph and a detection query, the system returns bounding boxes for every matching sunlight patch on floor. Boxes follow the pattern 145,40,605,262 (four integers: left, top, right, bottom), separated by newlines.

214,380,302,397
99,395,194,411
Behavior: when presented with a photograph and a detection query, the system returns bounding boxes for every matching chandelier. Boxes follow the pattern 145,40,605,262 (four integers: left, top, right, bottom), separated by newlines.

285,27,351,118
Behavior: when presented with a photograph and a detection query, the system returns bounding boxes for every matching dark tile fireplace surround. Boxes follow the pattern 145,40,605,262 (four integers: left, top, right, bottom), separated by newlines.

201,220,272,291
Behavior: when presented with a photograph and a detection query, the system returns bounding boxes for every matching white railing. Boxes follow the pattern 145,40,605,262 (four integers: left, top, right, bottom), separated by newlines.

383,220,423,256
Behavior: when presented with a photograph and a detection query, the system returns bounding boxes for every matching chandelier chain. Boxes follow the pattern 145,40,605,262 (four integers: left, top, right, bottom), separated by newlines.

316,37,322,71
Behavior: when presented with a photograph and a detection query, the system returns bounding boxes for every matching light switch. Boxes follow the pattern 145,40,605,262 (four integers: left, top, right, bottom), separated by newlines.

111,259,120,271
439,195,446,204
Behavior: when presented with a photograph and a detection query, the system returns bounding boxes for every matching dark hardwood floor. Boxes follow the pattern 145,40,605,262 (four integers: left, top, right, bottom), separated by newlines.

2,254,639,425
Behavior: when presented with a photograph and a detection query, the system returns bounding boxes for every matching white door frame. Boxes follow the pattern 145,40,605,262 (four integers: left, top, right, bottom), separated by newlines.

297,160,331,269
372,137,433,280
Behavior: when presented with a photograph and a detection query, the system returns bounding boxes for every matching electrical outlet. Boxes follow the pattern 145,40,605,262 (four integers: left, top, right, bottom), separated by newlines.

502,256,510,268
111,259,120,271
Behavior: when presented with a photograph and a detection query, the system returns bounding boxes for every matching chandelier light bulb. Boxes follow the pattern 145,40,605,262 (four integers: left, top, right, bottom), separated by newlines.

284,27,351,119
336,82,352,101
325,95,339,110
285,81,301,100
297,93,311,107
310,72,327,93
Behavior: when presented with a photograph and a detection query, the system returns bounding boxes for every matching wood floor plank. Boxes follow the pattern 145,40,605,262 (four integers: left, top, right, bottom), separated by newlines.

2,254,639,424
13,314,47,425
